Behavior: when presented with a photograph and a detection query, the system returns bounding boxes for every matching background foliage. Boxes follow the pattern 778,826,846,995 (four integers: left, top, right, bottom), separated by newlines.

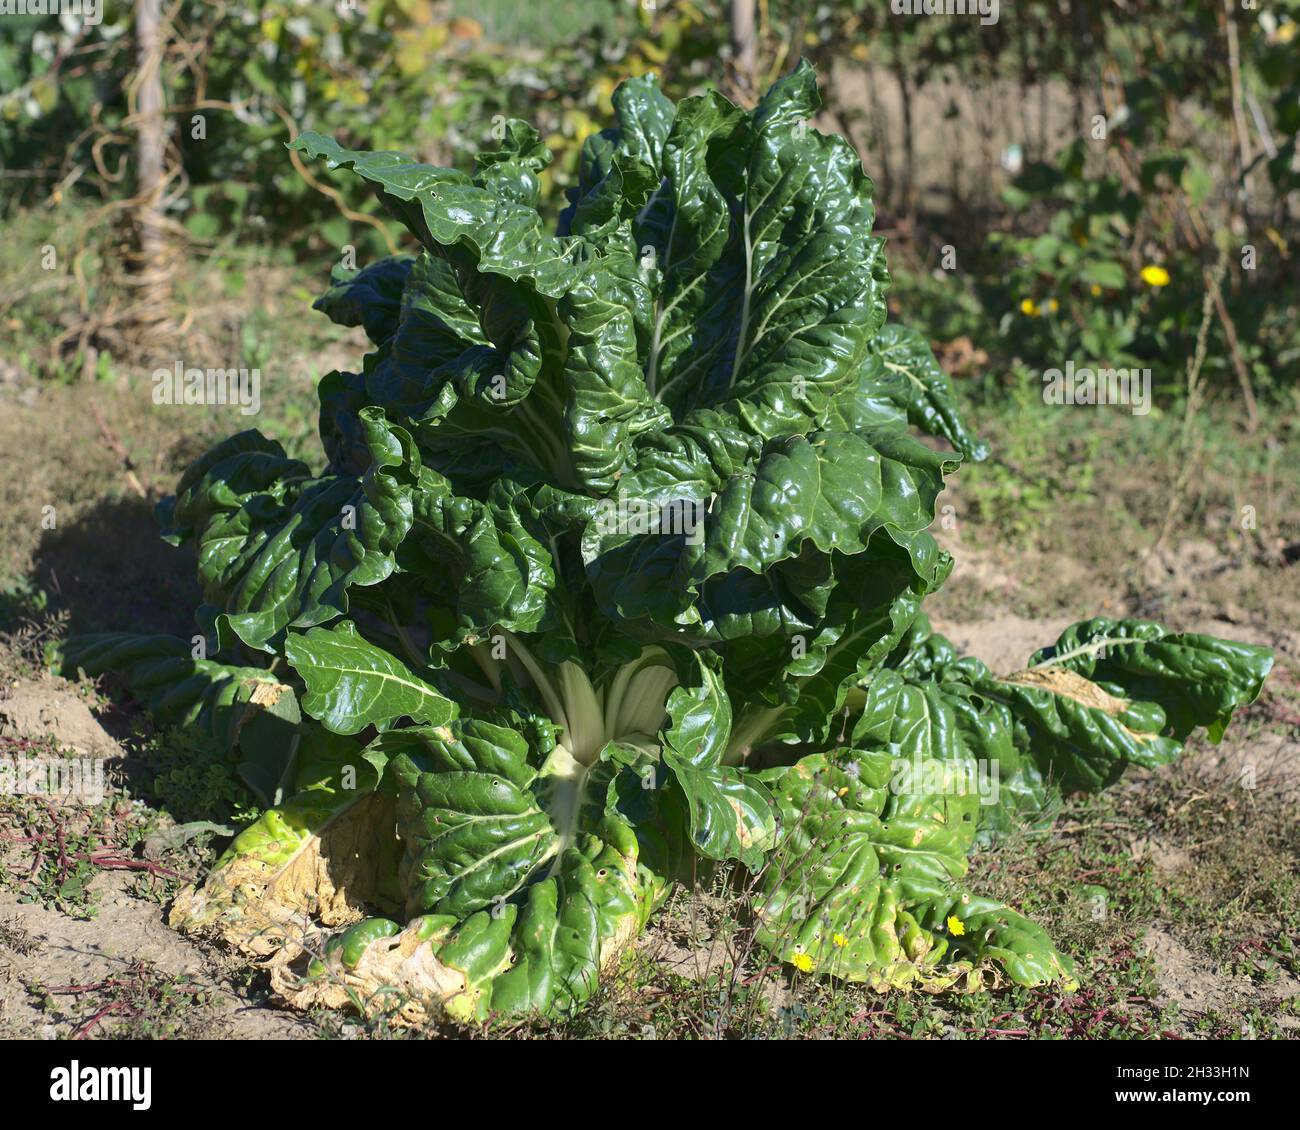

1,0,1297,410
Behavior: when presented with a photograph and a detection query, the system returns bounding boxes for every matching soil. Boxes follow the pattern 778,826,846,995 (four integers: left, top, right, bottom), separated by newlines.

0,871,314,1039
1141,929,1300,1031
0,677,123,756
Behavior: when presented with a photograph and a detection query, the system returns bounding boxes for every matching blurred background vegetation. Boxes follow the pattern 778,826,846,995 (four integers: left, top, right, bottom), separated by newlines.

2,0,1297,402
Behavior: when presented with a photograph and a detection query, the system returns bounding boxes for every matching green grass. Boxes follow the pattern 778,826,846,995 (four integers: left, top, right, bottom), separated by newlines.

949,378,1298,556
0,726,227,919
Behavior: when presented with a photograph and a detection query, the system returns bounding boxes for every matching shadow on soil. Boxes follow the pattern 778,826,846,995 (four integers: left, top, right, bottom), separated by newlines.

25,495,200,638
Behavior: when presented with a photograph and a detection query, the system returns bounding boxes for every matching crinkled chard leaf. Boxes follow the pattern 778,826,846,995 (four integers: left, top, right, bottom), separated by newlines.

285,621,456,735
399,470,560,645
381,720,558,920
59,632,297,742
1023,616,1274,742
848,663,1050,843
856,323,989,462
169,723,399,946
877,615,1273,829
289,128,661,495
754,749,1076,990
572,61,890,433
656,648,775,867
686,429,956,588
360,720,669,1020
360,252,488,431
158,408,419,653
582,431,955,641
314,254,415,347
730,531,952,747
58,633,302,804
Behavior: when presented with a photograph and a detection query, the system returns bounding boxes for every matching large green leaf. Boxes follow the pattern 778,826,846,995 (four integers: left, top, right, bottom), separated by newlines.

399,470,560,646
58,633,302,804
560,73,675,238
855,323,989,462
355,720,670,1020
579,61,890,434
285,621,456,735
382,720,557,920
738,531,952,747
58,632,296,742
1023,616,1274,741
359,252,488,432
687,429,955,587
848,663,1049,843
878,616,1274,824
290,130,660,495
313,254,414,347
754,749,1076,989
288,130,581,299
582,431,954,639
159,408,419,652
655,649,775,868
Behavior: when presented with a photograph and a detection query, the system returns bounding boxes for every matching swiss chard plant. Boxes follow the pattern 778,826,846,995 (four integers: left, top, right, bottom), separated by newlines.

62,63,1272,1025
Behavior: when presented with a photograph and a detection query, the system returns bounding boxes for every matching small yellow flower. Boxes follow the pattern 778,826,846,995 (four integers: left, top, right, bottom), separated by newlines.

1047,298,1060,313
832,933,848,948
947,915,966,936
1090,284,1102,297
792,952,815,973
1140,265,1171,287
1019,298,1039,316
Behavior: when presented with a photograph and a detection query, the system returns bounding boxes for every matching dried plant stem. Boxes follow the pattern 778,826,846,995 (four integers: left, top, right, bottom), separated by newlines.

1206,270,1260,433
1148,249,1223,563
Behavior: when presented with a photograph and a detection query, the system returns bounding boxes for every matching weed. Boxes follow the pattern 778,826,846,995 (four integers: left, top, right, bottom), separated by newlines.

28,960,217,1039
